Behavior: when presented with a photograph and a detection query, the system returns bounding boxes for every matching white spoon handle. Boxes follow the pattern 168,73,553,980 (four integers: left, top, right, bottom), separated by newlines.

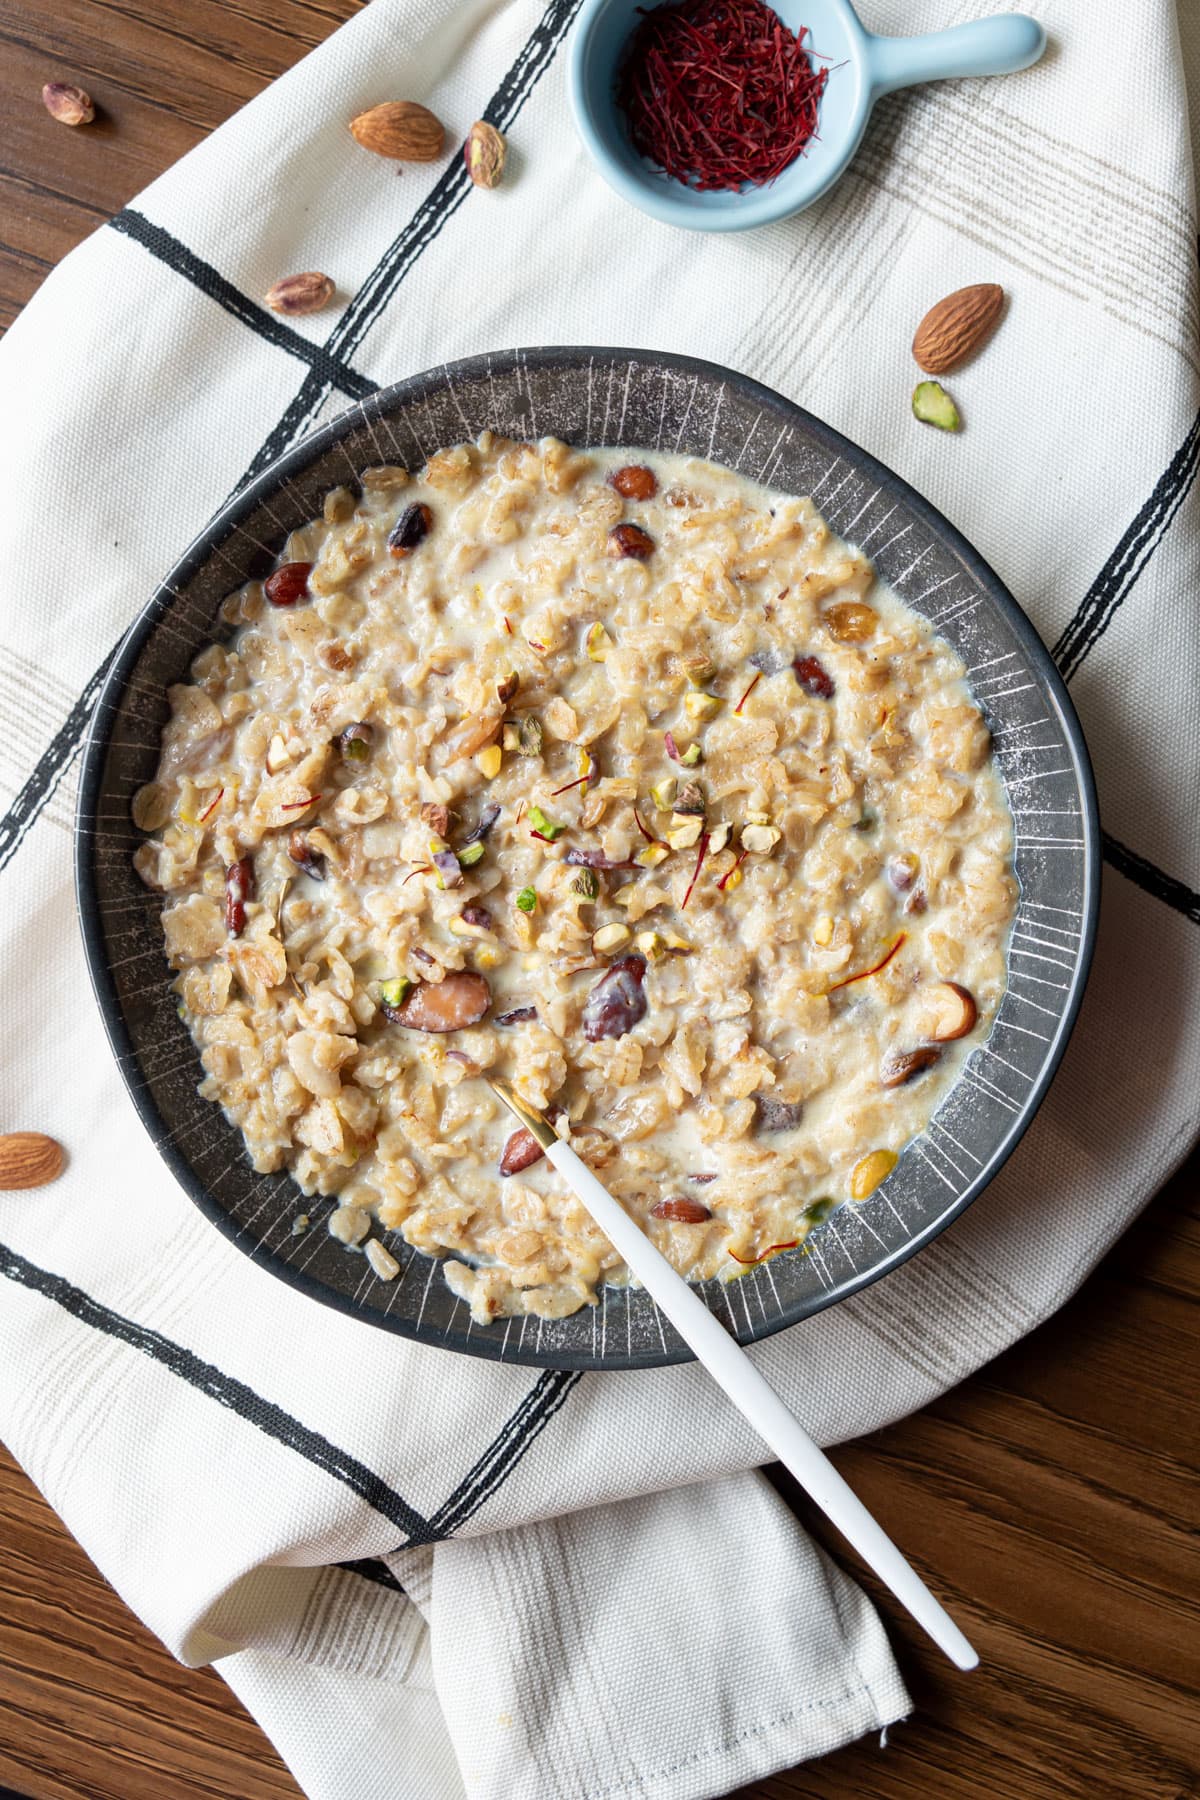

546,1136,979,1672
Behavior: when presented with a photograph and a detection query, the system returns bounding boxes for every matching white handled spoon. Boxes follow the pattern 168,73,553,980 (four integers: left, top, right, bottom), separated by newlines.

490,1078,978,1671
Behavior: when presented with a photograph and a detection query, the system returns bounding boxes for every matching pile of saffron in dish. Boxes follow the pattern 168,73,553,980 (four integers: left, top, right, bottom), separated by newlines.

616,0,829,192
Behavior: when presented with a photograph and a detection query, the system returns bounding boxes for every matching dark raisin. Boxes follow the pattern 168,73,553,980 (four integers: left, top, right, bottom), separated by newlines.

288,832,326,881
609,465,658,501
495,1005,538,1026
582,953,647,1042
264,561,313,607
880,1046,941,1088
651,1196,711,1223
793,655,835,700
499,1126,545,1177
460,903,493,930
224,857,254,935
387,502,433,559
607,522,654,561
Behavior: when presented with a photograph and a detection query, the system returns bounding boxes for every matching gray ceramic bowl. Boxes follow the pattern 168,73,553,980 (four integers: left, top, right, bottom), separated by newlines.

77,347,1099,1371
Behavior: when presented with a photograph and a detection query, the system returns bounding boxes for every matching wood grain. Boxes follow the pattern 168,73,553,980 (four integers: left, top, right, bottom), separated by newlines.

0,3,1197,1796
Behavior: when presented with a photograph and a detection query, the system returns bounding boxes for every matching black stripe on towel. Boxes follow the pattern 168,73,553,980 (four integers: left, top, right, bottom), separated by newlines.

0,1242,432,1541
336,1557,406,1593
425,1369,582,1540
1102,830,1200,924
239,0,586,485
1053,405,1200,683
108,210,378,402
0,645,115,875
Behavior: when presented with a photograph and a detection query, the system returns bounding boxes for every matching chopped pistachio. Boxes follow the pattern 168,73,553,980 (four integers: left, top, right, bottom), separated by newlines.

516,886,538,913
746,810,771,826
427,834,449,857
741,822,782,854
683,653,715,687
684,691,722,722
457,840,486,868
912,379,961,432
517,716,543,757
475,744,502,780
649,776,678,812
528,803,565,840
586,621,613,662
680,742,703,767
667,816,704,850
803,1196,837,1226
674,781,706,816
708,822,731,854
337,722,373,762
635,842,670,869
577,746,598,783
592,922,631,953
571,869,600,900
634,929,665,959
380,977,412,1010
502,723,521,753
661,930,693,953
614,883,638,908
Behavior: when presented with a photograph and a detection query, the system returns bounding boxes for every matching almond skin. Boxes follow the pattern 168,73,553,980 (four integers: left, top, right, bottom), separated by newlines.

350,101,445,163
912,283,1004,374
0,1132,65,1189
265,272,335,315
42,82,95,126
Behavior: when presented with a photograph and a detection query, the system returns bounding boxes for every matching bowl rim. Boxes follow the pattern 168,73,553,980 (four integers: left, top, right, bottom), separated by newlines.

75,345,1101,1370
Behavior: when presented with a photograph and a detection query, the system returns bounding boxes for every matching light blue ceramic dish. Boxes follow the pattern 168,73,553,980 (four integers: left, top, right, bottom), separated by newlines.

568,0,1045,232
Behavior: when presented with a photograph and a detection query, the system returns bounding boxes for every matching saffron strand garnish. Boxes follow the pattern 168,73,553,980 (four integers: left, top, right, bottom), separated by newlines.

617,0,830,193
198,787,224,824
716,847,750,891
550,775,589,797
681,831,710,908
734,671,761,714
826,931,907,994
729,1239,799,1266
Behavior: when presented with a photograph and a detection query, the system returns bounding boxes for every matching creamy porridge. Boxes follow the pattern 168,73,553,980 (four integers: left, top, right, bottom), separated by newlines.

133,434,1017,1324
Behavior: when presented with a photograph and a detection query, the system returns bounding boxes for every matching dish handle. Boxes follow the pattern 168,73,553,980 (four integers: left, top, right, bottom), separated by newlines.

864,13,1046,99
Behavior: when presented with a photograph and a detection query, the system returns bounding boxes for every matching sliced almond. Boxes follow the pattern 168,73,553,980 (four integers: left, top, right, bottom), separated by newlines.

919,981,978,1041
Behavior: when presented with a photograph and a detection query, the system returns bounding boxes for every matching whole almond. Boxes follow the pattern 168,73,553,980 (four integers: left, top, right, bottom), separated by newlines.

0,1132,65,1190
465,120,506,189
42,81,95,126
350,101,445,163
912,283,1004,374
265,271,336,315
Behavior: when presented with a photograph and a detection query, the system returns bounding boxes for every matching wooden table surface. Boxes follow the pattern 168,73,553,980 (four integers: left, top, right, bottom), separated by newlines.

1,3,1197,1796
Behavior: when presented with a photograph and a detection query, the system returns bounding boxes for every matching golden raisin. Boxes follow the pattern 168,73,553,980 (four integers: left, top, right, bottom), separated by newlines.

824,600,877,643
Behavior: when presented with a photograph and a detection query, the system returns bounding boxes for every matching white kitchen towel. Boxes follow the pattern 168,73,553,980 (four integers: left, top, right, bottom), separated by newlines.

1,0,1197,1796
